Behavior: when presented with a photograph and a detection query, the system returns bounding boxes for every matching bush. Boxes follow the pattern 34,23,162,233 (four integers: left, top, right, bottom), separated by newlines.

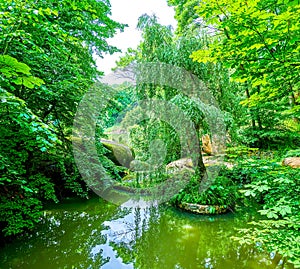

238,127,300,150
170,166,245,207
232,159,300,268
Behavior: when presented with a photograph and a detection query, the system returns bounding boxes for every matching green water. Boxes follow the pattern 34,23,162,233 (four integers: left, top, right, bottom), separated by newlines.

0,198,292,269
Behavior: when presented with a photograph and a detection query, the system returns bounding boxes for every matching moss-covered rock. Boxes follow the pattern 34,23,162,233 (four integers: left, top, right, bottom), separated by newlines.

101,139,134,168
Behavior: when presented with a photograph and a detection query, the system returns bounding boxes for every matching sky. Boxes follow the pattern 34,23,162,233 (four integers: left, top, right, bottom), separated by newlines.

96,0,177,75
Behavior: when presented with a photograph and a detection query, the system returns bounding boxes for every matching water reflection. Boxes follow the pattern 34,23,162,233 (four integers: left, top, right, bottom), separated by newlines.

0,198,293,269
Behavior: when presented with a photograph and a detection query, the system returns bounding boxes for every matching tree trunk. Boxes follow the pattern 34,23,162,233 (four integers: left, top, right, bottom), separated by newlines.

196,129,207,182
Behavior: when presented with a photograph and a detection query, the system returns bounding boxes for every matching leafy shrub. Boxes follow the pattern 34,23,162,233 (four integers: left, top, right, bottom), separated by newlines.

238,127,300,150
225,146,259,159
284,149,300,158
232,159,300,268
170,166,245,207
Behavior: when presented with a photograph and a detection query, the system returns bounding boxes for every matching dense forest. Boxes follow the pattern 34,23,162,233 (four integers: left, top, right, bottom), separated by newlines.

1,0,300,268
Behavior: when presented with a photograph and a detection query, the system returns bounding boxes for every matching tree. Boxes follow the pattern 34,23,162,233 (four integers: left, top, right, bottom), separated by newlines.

115,15,237,179
167,0,200,35
190,0,300,147
185,1,300,266
0,0,125,236
169,0,300,147
191,0,300,96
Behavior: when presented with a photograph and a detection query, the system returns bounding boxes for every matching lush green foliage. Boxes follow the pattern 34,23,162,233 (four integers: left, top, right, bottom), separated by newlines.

0,0,124,236
191,0,300,106
2,2,300,268
115,15,243,180
189,0,300,147
116,16,196,169
169,0,300,148
167,0,200,35
102,86,134,128
170,165,246,208
181,0,300,264
231,159,300,268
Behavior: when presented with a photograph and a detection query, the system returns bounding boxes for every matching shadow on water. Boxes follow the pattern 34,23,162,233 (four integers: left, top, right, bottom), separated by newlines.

0,197,293,269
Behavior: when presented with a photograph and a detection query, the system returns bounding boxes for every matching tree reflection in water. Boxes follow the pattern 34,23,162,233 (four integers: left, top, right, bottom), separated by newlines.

0,198,292,269
95,199,290,269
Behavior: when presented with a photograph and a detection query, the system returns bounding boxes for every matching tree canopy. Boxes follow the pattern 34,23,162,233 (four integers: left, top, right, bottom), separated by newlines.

0,0,125,236
191,0,300,116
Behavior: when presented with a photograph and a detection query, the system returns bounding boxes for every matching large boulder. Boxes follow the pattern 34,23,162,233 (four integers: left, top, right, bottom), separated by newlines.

282,157,300,168
101,139,134,168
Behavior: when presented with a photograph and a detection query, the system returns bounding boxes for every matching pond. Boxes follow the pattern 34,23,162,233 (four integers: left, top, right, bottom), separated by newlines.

0,197,292,269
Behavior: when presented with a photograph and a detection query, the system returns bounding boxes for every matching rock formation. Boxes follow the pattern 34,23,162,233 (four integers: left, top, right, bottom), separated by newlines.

282,157,300,168
101,139,134,168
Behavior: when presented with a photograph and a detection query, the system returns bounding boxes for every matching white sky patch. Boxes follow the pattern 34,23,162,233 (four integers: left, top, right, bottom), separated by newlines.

96,0,177,75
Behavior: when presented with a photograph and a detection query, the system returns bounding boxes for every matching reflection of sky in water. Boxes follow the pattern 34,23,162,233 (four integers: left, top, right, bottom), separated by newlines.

91,199,155,269
91,244,134,269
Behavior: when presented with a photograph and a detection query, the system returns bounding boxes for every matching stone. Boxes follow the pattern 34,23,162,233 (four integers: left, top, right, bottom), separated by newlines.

203,155,234,169
101,139,134,168
282,157,300,168
211,134,226,155
201,134,212,155
166,158,194,171
179,202,229,214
